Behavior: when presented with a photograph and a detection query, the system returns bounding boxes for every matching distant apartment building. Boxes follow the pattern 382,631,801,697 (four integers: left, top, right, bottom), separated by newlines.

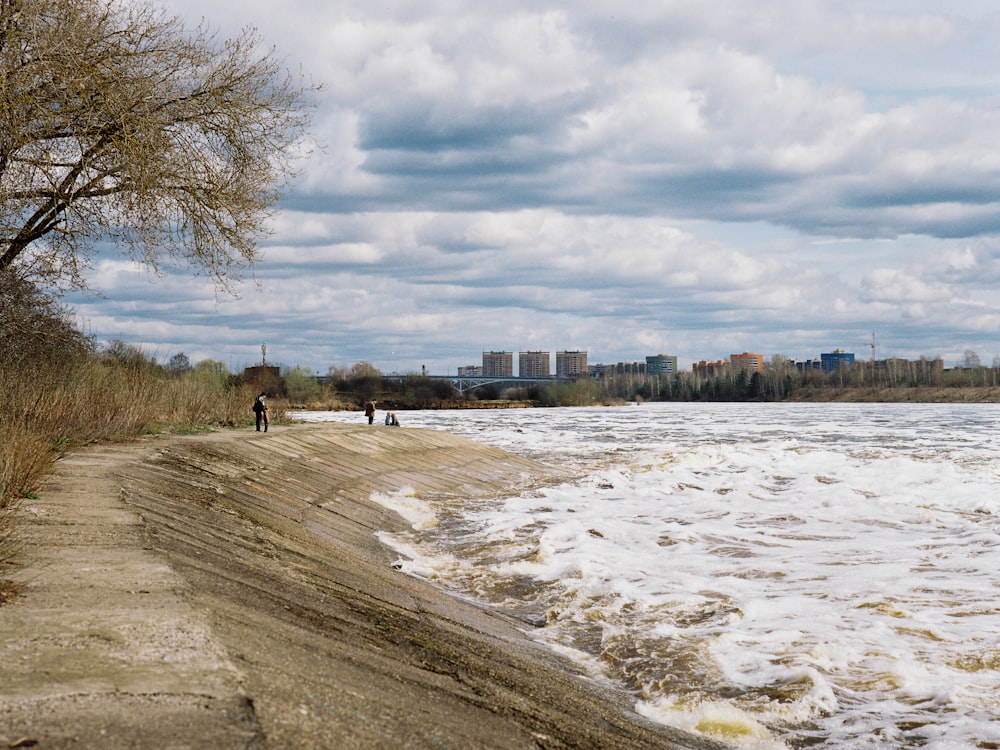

793,359,822,372
556,350,588,378
482,351,513,377
457,365,483,376
730,352,765,373
518,351,550,378
693,359,728,377
645,354,678,375
821,350,855,372
590,361,646,378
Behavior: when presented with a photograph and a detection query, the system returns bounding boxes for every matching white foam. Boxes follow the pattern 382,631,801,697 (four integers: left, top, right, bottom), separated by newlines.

369,486,438,530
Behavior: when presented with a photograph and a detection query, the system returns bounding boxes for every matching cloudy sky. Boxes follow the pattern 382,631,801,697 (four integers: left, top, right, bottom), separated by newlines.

69,0,1000,374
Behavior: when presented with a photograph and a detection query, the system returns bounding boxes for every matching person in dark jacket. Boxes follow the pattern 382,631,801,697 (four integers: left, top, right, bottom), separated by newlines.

252,393,269,432
364,400,377,424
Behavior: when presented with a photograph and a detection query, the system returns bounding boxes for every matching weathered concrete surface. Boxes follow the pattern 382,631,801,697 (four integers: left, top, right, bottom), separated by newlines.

0,422,725,749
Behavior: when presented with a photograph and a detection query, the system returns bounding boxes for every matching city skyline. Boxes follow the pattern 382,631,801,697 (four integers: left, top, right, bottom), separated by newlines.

367,346,937,378
64,1,1000,375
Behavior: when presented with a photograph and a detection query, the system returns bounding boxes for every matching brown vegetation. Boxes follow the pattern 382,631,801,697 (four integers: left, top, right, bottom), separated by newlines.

1,355,273,495
0,274,277,562
788,385,1000,403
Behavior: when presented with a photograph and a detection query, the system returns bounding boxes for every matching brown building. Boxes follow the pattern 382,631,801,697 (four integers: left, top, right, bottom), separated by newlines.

243,365,281,392
518,351,550,377
482,351,513,377
556,350,588,378
730,352,765,373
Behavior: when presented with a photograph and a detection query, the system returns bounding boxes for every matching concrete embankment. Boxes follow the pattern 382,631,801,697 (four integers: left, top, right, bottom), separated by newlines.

0,422,723,749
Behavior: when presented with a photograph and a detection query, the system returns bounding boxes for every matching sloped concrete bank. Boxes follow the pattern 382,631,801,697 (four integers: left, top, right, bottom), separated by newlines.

0,423,723,749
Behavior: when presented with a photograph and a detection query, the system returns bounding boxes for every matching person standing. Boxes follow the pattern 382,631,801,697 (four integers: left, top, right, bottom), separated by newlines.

252,393,269,432
364,400,377,424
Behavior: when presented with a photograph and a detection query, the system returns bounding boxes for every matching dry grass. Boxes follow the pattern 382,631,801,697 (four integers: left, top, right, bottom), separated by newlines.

0,424,53,506
786,385,1000,403
0,358,274,564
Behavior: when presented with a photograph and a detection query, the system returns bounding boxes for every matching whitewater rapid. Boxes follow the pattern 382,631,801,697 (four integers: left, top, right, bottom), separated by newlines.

295,402,1000,749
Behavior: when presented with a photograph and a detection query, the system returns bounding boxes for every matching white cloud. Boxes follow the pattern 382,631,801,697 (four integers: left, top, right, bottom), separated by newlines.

65,0,1000,372
861,268,941,303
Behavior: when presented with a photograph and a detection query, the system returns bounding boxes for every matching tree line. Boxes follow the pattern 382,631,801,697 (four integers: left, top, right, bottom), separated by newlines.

256,354,1000,409
587,356,1000,403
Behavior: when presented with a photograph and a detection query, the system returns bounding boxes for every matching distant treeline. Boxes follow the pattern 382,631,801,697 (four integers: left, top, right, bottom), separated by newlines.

587,360,1000,403
289,358,1000,409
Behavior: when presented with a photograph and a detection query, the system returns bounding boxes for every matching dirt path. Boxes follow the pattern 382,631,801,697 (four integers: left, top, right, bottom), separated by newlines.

0,423,723,749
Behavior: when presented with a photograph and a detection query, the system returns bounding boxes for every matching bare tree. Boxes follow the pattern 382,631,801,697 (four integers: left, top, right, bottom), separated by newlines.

962,349,982,368
0,0,314,287
166,352,192,374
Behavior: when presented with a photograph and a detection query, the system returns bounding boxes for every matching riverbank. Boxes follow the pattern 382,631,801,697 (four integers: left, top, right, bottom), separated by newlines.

0,422,722,749
786,385,1000,402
